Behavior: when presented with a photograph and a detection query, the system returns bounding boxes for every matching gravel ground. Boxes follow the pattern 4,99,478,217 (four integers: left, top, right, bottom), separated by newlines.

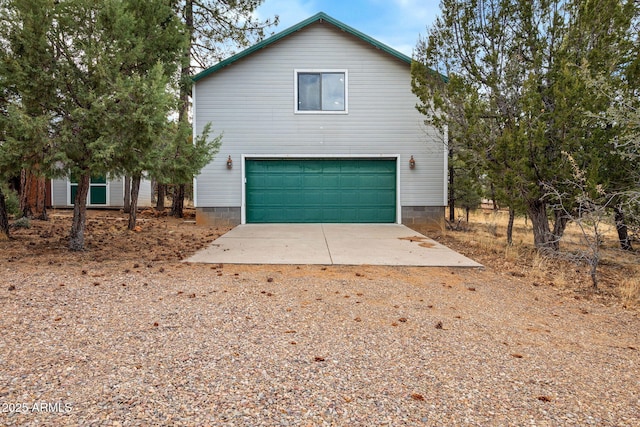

1,259,638,426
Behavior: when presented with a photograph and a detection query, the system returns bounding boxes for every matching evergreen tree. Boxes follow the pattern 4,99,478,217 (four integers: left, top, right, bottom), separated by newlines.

0,185,8,239
103,66,178,230
574,1,639,251
0,77,8,238
168,0,277,217
95,0,186,230
2,0,231,246
0,0,57,220
46,0,188,249
413,0,637,250
412,38,488,224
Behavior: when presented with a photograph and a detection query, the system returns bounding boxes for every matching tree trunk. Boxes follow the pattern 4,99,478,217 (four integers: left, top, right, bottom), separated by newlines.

506,207,515,246
552,209,570,251
0,186,10,240
156,183,165,211
527,199,555,251
171,0,194,220
123,176,131,213
171,184,185,218
69,172,90,251
614,207,633,251
19,168,48,220
589,256,599,289
490,183,498,210
448,148,455,222
128,175,141,230
150,179,157,204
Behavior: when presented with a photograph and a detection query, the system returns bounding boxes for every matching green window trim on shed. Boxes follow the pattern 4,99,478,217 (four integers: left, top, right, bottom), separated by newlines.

245,158,397,223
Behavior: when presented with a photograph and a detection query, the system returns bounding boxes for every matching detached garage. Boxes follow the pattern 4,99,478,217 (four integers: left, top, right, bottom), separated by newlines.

245,158,397,223
192,13,446,229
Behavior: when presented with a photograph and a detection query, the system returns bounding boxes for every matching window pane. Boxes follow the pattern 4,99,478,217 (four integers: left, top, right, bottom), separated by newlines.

322,73,345,111
70,184,78,204
298,73,321,111
90,186,107,204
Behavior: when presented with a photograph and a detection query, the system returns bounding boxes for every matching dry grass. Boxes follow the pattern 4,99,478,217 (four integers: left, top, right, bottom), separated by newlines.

416,208,640,308
620,277,640,308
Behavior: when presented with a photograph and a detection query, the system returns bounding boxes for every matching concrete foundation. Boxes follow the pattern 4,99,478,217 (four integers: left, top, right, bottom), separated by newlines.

196,207,241,227
196,205,445,230
401,206,445,231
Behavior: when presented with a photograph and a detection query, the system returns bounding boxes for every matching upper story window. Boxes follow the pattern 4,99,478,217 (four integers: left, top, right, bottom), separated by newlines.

295,70,348,113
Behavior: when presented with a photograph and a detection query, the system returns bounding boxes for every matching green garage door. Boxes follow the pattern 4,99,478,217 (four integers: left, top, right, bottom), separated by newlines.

246,159,396,223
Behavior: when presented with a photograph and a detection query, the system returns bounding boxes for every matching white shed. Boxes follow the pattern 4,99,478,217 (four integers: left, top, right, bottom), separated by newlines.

49,177,152,209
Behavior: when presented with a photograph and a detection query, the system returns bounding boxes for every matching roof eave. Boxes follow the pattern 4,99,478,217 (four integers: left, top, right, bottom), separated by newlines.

192,12,412,83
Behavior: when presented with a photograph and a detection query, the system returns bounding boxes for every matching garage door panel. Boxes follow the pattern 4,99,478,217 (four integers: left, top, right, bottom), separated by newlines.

355,208,377,222
376,175,395,187
299,192,319,205
302,174,324,187
301,161,320,172
321,189,341,204
282,191,299,205
365,207,395,222
246,193,264,205
246,159,396,223
321,174,340,187
338,190,358,203
283,174,304,189
322,208,341,221
359,192,381,205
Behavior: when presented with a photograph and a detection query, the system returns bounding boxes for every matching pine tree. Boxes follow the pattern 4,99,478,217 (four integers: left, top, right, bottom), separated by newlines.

169,0,277,218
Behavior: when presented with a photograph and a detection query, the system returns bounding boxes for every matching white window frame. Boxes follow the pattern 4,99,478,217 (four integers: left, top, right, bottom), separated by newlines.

294,69,348,114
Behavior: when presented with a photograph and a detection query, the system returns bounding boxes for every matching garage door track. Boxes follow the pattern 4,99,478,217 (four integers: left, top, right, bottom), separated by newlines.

186,224,482,267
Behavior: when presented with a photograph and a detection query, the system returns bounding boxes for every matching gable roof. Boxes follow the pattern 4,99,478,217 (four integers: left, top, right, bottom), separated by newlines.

192,12,412,82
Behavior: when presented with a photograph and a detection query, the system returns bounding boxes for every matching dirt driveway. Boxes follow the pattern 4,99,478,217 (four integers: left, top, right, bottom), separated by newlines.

1,211,638,426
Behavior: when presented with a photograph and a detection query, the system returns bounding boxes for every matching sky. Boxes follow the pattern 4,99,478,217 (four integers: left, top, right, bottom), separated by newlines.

253,0,441,57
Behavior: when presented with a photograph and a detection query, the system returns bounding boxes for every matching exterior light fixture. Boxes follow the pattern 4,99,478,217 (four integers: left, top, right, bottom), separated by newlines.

409,155,416,169
226,155,233,169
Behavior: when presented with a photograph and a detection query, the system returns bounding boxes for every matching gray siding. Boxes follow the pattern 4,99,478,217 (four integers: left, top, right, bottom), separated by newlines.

107,178,152,207
137,179,152,206
194,22,446,209
51,178,68,207
110,177,123,206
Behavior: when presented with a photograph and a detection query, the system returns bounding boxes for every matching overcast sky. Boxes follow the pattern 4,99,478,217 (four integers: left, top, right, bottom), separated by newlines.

254,0,441,57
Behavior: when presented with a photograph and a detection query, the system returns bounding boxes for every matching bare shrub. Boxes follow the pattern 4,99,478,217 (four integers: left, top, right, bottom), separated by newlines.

544,153,615,288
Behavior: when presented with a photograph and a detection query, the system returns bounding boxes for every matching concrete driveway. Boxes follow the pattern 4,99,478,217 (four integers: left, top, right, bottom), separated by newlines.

186,224,482,267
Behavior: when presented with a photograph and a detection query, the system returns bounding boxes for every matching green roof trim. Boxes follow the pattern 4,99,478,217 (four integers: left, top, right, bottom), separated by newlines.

192,12,412,82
